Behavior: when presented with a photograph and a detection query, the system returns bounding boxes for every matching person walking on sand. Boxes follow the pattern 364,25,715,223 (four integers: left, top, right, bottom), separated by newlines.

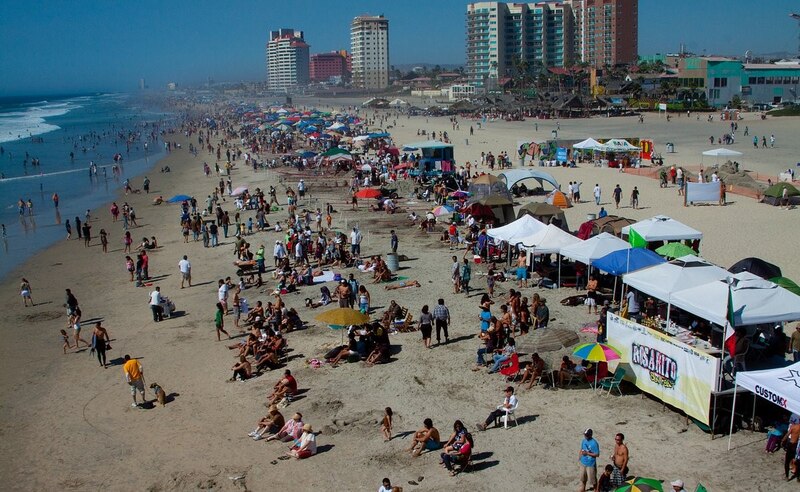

91,322,110,368
19,277,33,307
123,354,146,408
215,302,230,341
178,255,191,288
612,185,622,209
630,187,639,209
578,428,600,492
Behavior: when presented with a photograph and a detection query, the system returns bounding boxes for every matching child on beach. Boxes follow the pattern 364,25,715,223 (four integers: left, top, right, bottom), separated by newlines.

60,329,71,354
381,407,393,442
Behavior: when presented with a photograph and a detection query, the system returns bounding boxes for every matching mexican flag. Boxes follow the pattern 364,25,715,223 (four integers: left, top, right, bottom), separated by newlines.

628,228,647,248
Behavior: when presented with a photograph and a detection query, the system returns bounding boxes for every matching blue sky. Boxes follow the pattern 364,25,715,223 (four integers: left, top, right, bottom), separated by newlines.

0,0,797,95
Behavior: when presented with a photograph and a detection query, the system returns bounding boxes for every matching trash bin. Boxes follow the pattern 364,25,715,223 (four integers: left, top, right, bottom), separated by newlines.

666,143,675,153
386,253,399,273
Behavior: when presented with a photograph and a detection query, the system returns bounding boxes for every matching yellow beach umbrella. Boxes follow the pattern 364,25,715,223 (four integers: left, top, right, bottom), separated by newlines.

314,307,369,327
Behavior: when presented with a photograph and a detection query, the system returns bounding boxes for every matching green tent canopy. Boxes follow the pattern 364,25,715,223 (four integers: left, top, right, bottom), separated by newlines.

764,182,799,198
770,276,800,296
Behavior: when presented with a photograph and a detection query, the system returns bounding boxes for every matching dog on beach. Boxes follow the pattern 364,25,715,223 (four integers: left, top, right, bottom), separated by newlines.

149,382,167,407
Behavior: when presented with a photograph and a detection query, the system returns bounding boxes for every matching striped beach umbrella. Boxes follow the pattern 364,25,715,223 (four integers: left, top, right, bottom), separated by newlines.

572,342,621,362
432,205,454,217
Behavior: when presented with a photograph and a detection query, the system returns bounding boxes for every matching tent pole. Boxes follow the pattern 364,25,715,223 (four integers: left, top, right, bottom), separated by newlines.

712,392,717,440
728,378,739,450
558,255,562,288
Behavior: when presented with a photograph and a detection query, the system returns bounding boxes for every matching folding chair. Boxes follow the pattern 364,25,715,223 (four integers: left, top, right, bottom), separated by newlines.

599,367,625,396
499,353,521,382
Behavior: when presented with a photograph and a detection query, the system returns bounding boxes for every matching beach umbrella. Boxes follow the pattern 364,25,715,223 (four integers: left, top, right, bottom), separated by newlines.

516,327,580,353
327,154,353,162
614,477,664,492
572,342,621,362
355,188,382,199
393,162,413,170
655,242,696,259
322,147,350,157
573,342,622,389
729,257,782,280
432,205,454,216
449,190,470,199
167,194,192,203
402,145,419,151
230,186,248,197
770,276,800,296
298,150,317,158
315,307,369,327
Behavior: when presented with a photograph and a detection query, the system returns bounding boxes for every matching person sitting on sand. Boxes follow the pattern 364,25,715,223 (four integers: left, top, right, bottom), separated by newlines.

265,412,304,442
408,418,441,457
441,432,473,476
230,355,252,381
442,420,468,454
519,352,546,389
152,196,164,205
365,342,390,366
267,369,297,405
287,423,317,459
249,405,285,440
305,286,332,309
384,280,421,290
325,332,358,366
373,263,393,283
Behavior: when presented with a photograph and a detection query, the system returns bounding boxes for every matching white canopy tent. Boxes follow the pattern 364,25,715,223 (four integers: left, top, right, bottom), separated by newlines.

519,224,582,254
621,215,703,242
728,361,800,450
388,98,409,107
498,169,560,192
702,148,743,157
623,254,730,302
669,271,800,335
572,138,605,150
519,224,582,286
559,232,630,265
599,138,639,152
486,215,547,244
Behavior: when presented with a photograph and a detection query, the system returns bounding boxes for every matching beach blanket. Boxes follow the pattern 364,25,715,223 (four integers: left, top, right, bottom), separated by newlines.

313,271,338,284
383,276,408,283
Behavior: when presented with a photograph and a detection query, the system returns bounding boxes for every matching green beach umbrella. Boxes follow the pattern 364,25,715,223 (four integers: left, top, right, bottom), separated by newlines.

770,276,800,296
655,242,696,259
322,147,351,157
614,477,664,492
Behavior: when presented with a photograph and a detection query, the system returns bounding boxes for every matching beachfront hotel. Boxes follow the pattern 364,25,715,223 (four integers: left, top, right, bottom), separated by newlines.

350,15,390,90
266,28,310,91
466,2,574,89
569,0,638,67
465,0,637,89
310,51,352,83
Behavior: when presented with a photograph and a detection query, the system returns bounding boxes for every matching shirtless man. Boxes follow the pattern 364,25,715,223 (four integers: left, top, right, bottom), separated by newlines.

407,418,441,457
267,369,297,406
335,280,351,308
610,432,629,487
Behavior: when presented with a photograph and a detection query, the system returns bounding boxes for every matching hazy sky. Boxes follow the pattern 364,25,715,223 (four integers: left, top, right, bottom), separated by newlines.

0,0,797,95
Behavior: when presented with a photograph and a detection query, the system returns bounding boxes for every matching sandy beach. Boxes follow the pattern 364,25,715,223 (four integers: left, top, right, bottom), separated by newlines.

1,98,798,492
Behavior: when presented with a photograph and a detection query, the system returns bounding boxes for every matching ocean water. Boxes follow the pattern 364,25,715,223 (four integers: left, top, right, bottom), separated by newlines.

0,93,173,280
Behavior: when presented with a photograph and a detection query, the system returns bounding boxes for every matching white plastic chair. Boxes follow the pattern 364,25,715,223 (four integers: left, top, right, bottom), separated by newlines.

500,400,519,429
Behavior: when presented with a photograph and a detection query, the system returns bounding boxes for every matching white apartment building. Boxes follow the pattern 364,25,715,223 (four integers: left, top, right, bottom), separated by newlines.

267,28,310,91
350,15,389,90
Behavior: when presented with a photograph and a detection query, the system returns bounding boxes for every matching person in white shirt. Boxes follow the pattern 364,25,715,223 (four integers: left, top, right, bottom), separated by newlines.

286,423,317,459
625,290,640,319
218,279,229,313
273,240,286,266
378,478,402,492
593,184,602,205
178,255,191,288
350,227,362,257
149,286,164,322
476,386,518,431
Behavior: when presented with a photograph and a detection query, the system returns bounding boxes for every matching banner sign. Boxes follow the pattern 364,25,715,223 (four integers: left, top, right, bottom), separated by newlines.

556,147,568,162
607,313,720,424
685,181,721,204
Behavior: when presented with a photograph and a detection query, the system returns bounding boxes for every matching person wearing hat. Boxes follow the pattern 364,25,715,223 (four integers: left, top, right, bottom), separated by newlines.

670,479,687,492
273,240,286,267
287,423,316,459
578,428,600,492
